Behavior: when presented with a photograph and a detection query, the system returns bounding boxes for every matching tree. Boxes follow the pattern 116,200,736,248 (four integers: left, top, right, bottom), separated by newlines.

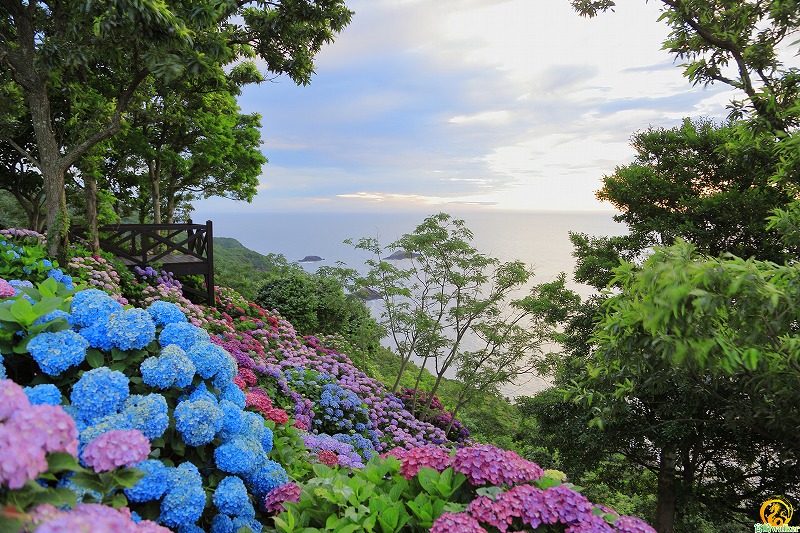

566,242,800,532
109,77,265,224
597,118,791,262
0,0,352,256
348,213,567,418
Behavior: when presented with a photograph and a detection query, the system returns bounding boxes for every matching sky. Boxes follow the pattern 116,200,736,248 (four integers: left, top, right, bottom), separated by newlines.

194,0,738,215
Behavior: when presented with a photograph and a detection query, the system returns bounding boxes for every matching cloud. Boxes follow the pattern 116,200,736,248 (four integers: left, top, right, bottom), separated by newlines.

196,0,742,216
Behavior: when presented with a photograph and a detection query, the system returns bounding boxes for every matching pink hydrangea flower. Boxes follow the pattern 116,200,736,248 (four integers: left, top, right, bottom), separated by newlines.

82,429,150,472
452,444,544,487
0,278,15,298
398,445,452,479
317,449,339,467
430,512,488,533
0,424,49,489
7,404,79,455
0,379,31,421
263,481,301,515
27,503,171,533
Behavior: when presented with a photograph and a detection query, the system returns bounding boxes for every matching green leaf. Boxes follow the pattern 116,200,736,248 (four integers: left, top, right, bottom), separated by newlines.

46,452,83,473
32,296,62,318
112,467,146,488
68,472,106,494
111,492,129,509
86,349,105,368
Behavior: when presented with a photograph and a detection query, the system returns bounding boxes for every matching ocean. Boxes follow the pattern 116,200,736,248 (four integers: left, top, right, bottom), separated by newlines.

195,209,626,398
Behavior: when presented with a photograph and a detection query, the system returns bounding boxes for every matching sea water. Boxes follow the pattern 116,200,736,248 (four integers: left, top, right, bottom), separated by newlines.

195,209,626,398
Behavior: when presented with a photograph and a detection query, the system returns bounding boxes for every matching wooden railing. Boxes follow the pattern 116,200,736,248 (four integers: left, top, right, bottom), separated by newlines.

77,220,215,304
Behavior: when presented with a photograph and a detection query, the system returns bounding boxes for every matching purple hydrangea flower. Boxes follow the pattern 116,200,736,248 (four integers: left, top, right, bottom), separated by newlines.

430,512,488,533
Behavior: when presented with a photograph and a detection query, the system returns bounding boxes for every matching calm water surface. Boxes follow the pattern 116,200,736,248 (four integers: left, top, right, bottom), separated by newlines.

196,210,626,398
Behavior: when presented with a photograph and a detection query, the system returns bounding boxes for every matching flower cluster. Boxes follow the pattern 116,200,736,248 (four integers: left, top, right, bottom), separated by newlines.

0,379,78,489
26,503,170,533
67,254,127,303
262,481,301,515
27,329,89,376
400,387,471,444
392,445,453,479
302,433,366,469
454,484,656,533
451,444,545,487
82,429,151,472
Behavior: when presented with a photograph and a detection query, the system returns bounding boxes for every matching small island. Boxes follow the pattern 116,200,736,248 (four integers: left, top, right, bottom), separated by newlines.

383,250,422,260
298,255,324,263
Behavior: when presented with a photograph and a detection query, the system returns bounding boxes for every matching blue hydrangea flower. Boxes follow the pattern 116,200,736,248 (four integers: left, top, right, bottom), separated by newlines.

261,426,274,454
32,309,71,327
214,437,265,475
213,476,250,516
47,268,73,289
78,322,114,351
174,399,223,446
185,341,227,379
146,300,187,327
107,308,156,350
233,516,262,533
124,459,169,502
187,383,217,404
243,459,289,498
218,381,246,409
239,411,267,442
333,433,376,461
160,462,206,527
211,514,234,533
211,514,262,533
70,289,123,328
159,322,210,351
27,329,89,376
217,400,245,442
70,367,130,421
140,345,196,390
122,394,169,440
24,383,62,405
177,526,206,533
212,352,238,389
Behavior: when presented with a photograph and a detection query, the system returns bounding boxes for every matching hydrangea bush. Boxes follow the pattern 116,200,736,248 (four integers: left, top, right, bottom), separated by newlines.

0,237,658,532
274,444,656,533
1,280,289,531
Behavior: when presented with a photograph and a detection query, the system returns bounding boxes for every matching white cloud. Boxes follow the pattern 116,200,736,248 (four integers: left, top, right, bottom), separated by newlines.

198,0,747,215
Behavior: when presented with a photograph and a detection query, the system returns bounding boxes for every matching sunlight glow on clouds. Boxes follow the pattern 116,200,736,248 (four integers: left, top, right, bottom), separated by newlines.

195,0,737,215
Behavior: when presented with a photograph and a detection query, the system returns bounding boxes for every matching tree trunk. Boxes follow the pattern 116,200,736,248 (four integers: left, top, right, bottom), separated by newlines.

148,159,161,224
84,176,100,252
654,448,678,533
